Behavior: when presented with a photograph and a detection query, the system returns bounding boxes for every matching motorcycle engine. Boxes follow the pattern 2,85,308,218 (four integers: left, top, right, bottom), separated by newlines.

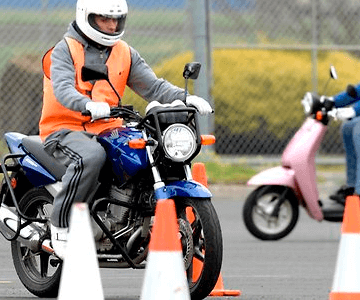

93,185,133,252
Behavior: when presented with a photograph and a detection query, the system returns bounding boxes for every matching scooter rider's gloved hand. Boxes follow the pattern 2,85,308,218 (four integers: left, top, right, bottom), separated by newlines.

186,95,213,115
85,102,110,120
333,107,356,121
320,95,335,111
328,108,338,119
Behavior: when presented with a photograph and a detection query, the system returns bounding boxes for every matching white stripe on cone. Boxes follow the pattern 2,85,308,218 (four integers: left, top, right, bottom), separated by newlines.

331,233,360,293
140,251,190,300
58,203,104,300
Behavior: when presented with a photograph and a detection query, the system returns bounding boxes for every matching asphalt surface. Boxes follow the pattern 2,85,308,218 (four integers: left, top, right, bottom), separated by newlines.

0,171,346,299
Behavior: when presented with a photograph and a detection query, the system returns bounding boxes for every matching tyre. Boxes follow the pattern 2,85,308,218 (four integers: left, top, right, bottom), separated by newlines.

11,187,61,298
242,185,299,240
175,197,223,300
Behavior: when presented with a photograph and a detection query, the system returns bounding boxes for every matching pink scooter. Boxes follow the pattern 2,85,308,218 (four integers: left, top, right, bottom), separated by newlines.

242,67,344,240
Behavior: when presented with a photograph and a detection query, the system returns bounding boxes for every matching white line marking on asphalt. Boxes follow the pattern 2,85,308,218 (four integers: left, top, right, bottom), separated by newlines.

224,275,291,278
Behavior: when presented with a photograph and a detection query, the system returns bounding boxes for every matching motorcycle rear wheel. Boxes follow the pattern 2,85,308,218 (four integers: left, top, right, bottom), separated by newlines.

176,197,223,300
11,187,61,298
242,185,299,240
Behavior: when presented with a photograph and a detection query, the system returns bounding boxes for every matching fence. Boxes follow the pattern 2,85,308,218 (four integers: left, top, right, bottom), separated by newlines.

1,0,359,155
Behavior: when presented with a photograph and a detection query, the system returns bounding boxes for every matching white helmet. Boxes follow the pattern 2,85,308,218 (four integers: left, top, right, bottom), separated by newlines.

76,0,128,47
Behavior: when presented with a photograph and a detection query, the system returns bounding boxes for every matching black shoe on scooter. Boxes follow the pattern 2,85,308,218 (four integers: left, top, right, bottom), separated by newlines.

329,185,355,205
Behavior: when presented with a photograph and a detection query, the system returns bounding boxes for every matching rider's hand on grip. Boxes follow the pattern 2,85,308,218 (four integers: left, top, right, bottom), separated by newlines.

186,95,213,115
85,102,110,120
334,107,356,121
328,108,338,119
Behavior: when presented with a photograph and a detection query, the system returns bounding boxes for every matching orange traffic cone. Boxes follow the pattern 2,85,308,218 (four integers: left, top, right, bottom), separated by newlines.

192,162,208,187
192,162,241,297
140,199,190,300
329,195,360,300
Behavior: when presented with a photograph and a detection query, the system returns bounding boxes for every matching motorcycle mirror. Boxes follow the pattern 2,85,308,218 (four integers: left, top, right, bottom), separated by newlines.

81,64,109,82
183,62,201,80
183,62,201,102
330,65,338,80
346,84,357,98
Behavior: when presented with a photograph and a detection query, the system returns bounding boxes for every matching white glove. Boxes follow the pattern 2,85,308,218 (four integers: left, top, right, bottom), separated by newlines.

145,100,186,114
185,95,213,115
327,108,337,119
145,101,161,114
85,102,110,120
334,107,356,121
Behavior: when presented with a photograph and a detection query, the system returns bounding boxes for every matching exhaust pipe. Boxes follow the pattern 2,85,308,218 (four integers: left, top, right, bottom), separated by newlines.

0,204,55,255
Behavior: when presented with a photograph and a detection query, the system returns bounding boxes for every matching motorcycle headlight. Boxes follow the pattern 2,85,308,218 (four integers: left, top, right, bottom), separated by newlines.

162,124,196,162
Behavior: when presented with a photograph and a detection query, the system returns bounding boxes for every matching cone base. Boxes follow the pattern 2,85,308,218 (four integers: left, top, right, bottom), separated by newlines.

330,292,360,300
209,275,241,297
140,251,190,300
210,289,242,297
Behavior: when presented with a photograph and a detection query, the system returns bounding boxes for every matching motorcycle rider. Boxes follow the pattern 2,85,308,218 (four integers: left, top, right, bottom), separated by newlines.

324,86,360,204
39,0,212,259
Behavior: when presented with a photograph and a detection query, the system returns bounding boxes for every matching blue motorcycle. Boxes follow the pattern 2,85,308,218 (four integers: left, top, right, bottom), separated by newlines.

0,62,222,299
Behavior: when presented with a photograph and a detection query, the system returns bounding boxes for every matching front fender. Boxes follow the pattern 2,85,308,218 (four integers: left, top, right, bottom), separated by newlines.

247,166,296,190
154,180,212,200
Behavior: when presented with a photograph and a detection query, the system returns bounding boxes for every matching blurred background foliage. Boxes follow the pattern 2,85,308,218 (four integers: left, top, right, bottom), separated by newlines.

125,48,360,154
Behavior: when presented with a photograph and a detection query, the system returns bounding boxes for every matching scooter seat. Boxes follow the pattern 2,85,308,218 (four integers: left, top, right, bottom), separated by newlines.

22,136,66,181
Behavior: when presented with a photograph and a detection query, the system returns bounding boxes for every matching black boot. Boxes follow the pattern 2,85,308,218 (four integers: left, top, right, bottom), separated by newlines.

329,185,355,205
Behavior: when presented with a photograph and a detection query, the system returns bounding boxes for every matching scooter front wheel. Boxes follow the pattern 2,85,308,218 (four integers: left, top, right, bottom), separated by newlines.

242,185,299,240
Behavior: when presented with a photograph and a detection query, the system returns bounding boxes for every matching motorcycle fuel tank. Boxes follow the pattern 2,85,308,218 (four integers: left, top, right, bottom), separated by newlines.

98,127,148,183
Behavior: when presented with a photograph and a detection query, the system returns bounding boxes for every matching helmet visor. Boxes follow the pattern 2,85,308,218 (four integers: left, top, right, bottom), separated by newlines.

88,13,126,36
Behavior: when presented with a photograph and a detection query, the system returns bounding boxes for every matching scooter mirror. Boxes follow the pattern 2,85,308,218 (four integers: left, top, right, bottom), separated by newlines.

183,62,201,80
82,64,109,82
330,65,338,80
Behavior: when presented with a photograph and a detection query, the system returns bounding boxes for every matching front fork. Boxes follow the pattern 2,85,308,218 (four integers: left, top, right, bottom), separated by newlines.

260,186,291,217
142,130,164,191
142,130,193,193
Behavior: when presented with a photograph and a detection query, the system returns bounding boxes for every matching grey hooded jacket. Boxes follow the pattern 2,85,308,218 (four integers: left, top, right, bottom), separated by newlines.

50,22,185,113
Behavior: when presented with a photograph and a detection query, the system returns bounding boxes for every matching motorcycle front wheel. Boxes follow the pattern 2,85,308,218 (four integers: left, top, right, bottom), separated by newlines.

242,185,299,240
11,187,62,298
175,197,223,300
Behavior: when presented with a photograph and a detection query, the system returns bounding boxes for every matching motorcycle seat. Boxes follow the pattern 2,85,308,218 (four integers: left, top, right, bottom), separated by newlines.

22,136,66,181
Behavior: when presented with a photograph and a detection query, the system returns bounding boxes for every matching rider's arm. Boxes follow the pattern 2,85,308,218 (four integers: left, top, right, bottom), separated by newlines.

350,101,360,116
333,84,360,109
50,40,90,112
127,47,185,104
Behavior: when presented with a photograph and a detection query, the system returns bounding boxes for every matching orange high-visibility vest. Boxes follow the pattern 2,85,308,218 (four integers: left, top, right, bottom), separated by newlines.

39,37,131,141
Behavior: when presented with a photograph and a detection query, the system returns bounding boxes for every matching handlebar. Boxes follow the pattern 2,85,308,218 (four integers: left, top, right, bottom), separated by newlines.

301,92,335,124
81,104,201,134
82,105,139,121
81,110,91,116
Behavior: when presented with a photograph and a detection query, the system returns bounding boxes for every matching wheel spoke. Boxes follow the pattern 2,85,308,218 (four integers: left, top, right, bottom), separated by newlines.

37,205,46,219
40,253,50,277
191,219,202,242
193,247,204,261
